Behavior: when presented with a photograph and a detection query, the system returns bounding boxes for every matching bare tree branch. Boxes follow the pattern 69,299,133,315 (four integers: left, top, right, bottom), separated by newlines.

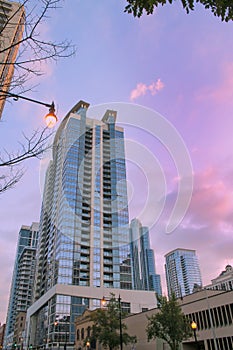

0,0,73,193
0,0,75,94
0,127,53,167
0,168,24,193
0,127,53,194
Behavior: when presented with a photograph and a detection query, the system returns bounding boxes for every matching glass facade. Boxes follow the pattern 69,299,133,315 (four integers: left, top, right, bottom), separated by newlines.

130,218,162,295
165,248,202,298
4,223,39,347
35,295,89,345
33,102,132,346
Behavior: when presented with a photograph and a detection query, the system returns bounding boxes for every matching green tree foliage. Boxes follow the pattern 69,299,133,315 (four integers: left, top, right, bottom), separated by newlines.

89,294,137,350
146,293,192,350
124,0,233,22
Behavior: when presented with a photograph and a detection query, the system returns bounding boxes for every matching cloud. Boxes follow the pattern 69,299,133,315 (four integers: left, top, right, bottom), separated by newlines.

158,165,233,231
196,61,233,105
147,162,233,290
187,167,233,229
130,78,165,101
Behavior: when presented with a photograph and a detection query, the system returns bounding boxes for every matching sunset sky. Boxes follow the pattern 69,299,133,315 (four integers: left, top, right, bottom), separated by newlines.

1,0,233,323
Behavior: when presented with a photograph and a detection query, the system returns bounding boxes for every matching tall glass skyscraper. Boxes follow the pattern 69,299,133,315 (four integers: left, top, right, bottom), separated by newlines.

165,248,202,298
130,218,162,295
4,223,39,349
27,101,156,348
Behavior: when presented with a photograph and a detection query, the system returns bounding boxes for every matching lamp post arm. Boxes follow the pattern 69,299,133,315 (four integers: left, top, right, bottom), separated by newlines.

0,90,54,109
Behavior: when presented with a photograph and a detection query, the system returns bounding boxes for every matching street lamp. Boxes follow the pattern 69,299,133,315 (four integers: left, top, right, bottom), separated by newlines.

0,90,57,128
191,321,199,350
118,295,123,350
20,337,24,350
86,340,90,350
53,321,58,350
101,295,123,350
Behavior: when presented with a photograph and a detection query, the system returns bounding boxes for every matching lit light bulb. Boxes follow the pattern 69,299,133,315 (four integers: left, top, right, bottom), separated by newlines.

44,102,57,128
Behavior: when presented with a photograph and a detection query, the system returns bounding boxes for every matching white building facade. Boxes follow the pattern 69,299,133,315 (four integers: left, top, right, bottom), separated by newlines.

205,265,233,292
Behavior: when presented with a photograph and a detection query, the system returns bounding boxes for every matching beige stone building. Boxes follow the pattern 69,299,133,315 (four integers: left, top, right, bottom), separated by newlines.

75,309,96,350
13,311,26,348
0,0,25,117
75,289,233,350
0,323,6,350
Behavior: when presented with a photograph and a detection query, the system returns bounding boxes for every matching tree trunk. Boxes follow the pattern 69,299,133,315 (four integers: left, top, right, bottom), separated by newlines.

170,342,180,350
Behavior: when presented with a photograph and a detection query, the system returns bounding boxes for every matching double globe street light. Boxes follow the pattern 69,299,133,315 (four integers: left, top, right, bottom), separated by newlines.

0,90,58,128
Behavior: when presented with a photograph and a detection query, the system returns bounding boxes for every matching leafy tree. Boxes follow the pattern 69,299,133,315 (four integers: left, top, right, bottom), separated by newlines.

146,293,192,350
89,294,137,350
124,0,233,22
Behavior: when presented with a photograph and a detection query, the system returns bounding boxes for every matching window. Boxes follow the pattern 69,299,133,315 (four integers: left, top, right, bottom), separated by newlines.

217,306,223,326
229,281,233,290
225,304,232,324
81,328,84,339
77,329,80,340
142,308,148,312
87,326,91,337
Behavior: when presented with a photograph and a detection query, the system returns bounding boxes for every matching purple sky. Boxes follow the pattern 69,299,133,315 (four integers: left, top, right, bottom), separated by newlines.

1,0,233,323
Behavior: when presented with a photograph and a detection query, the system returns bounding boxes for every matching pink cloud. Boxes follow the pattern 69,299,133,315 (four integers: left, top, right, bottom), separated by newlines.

196,61,233,104
130,78,164,101
187,166,233,228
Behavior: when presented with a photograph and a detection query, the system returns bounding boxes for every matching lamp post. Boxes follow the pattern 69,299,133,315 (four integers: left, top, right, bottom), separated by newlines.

101,295,123,350
54,321,58,347
64,329,67,350
191,321,199,350
0,90,57,128
63,316,69,350
86,340,90,350
118,295,123,350
20,337,24,350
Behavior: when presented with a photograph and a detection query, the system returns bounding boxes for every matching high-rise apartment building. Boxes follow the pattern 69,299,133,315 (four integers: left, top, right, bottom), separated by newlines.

130,218,162,295
0,0,25,117
4,223,39,349
165,248,202,298
26,101,156,348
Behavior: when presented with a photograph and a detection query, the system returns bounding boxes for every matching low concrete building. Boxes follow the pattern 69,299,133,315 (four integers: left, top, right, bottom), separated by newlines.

125,289,233,350
181,289,233,350
26,286,157,349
